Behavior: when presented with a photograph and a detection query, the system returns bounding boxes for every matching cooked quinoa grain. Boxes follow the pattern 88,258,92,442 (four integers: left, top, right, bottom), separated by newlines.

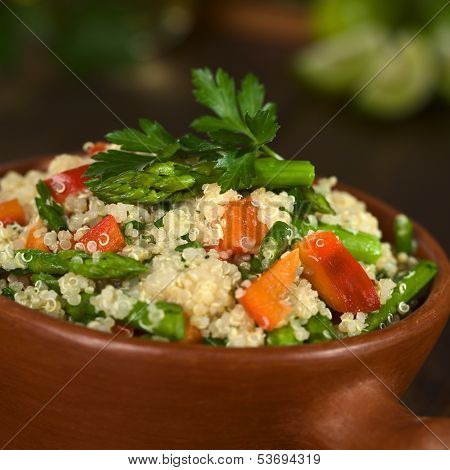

0,148,432,346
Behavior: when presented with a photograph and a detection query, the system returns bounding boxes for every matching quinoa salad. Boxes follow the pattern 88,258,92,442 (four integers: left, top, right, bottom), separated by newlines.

0,68,437,347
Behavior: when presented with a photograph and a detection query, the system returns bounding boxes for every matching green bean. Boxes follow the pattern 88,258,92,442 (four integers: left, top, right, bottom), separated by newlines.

394,214,414,254
365,260,437,332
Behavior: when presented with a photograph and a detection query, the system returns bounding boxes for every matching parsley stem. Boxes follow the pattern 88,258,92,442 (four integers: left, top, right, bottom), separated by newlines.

262,145,284,160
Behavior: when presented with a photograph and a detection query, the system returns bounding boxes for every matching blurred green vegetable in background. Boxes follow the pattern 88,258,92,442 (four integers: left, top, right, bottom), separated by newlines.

0,0,195,76
294,0,450,119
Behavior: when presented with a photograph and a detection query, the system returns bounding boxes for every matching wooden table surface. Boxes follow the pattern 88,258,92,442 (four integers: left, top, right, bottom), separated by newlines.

0,21,448,417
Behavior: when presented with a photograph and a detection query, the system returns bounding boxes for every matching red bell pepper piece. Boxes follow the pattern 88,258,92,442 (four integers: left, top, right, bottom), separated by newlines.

44,164,90,204
86,141,108,156
80,215,125,253
0,199,27,226
240,248,300,330
217,197,268,255
297,231,381,313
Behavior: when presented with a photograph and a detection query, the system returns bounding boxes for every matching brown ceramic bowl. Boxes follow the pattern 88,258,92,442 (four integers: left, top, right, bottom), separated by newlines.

0,157,449,450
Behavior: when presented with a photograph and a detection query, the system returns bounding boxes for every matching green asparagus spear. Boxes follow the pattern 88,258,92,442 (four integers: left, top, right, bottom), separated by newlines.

291,215,317,239
267,314,338,346
65,292,99,323
365,260,437,332
126,300,185,341
1,286,15,300
266,325,302,346
305,314,338,343
290,218,382,264
15,249,147,279
250,221,292,273
87,158,315,205
318,223,382,264
35,180,68,232
394,214,414,255
31,272,61,292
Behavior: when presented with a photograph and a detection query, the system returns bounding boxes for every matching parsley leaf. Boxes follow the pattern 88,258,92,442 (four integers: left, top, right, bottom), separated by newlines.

84,150,153,181
238,72,265,117
215,151,257,192
107,118,180,157
35,181,68,232
191,68,279,148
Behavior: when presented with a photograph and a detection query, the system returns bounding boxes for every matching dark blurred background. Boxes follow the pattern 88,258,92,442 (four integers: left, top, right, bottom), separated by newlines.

0,0,448,416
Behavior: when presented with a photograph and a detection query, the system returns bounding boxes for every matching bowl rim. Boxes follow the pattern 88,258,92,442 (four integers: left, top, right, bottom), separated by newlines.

0,156,449,362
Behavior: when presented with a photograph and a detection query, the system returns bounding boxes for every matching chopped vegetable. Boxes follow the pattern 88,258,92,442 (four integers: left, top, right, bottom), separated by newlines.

297,231,381,313
0,198,27,226
266,324,301,346
394,214,414,255
250,221,292,273
121,220,146,245
44,164,90,203
86,158,315,205
1,286,15,300
31,272,60,292
240,248,300,330
217,197,268,255
318,223,382,264
125,300,185,341
15,249,147,279
65,292,98,323
304,314,338,343
290,186,335,216
80,215,125,253
175,241,202,252
182,319,203,344
366,260,437,332
203,337,227,346
26,221,50,252
35,181,68,232
267,314,338,345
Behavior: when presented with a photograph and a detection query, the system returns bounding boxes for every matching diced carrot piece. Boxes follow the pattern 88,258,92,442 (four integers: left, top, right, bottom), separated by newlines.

80,214,125,253
297,231,381,313
0,199,27,226
26,221,50,252
44,164,90,204
217,197,268,255
182,318,203,344
240,249,300,330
